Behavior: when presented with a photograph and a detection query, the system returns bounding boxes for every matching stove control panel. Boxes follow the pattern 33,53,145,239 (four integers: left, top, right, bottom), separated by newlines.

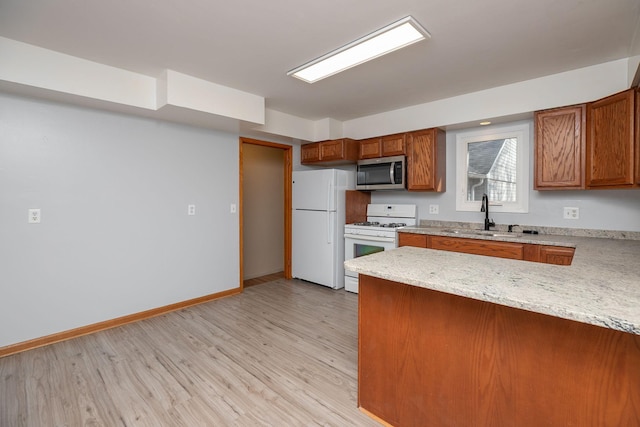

344,225,402,238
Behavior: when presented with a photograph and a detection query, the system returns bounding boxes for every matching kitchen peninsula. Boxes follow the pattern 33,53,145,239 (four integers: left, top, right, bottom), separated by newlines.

345,230,640,427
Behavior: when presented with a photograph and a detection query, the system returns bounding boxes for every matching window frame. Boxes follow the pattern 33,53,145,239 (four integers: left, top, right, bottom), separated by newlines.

455,122,530,213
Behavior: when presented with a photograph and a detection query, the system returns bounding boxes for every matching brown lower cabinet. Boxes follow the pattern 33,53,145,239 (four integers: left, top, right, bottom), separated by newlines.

429,235,524,260
397,232,575,265
525,244,576,266
358,275,640,427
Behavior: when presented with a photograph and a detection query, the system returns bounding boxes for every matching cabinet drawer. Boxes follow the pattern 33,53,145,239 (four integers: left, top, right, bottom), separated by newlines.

398,232,428,248
429,236,524,260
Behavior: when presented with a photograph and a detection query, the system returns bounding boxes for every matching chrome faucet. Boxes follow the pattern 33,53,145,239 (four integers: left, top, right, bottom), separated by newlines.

481,193,495,231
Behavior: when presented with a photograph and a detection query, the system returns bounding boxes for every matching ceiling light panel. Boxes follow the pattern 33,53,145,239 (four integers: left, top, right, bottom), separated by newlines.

288,16,430,84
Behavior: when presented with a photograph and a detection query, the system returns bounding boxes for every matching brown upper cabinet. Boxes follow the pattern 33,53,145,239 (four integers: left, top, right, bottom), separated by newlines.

534,88,639,190
381,133,407,157
301,128,446,192
301,138,358,165
587,89,636,188
301,142,321,163
637,90,640,185
358,137,382,159
534,105,586,190
358,133,406,160
406,128,446,191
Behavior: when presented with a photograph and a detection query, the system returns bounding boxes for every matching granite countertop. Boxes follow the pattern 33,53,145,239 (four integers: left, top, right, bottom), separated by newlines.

344,227,640,335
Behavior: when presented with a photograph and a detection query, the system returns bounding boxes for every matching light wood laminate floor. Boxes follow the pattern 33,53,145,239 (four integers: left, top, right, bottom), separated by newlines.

1,279,379,426
243,271,285,288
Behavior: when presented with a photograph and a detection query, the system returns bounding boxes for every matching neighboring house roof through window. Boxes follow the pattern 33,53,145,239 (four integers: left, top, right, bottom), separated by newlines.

467,139,505,177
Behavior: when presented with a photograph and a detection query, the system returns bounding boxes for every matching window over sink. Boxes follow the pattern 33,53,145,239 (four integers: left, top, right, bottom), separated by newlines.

456,122,530,213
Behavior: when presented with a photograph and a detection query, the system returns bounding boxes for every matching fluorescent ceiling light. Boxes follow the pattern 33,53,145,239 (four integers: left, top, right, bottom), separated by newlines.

288,16,430,83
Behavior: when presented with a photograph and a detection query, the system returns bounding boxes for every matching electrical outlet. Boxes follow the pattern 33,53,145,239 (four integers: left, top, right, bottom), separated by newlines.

230,203,237,213
563,207,579,220
188,204,196,215
429,204,439,215
28,208,41,223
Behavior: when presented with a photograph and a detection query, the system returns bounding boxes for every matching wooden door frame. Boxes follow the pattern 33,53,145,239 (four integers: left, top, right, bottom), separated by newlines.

239,137,293,289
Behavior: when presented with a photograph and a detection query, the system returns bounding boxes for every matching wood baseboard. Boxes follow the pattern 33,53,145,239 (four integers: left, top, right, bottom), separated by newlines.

359,407,394,427
0,287,241,358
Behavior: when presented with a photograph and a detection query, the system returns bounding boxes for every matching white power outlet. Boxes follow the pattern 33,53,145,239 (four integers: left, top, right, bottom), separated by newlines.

188,204,196,215
28,208,41,223
563,207,579,220
230,203,237,214
429,204,439,215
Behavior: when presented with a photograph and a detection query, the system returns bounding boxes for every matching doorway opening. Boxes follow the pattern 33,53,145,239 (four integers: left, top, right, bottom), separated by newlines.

239,137,292,289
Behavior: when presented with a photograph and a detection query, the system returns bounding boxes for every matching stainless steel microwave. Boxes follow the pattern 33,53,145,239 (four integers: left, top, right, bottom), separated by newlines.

356,155,406,190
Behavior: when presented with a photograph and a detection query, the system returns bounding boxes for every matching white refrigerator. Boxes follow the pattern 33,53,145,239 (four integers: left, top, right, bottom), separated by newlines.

292,169,355,289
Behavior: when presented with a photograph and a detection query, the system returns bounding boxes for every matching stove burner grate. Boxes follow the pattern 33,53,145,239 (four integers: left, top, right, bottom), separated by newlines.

350,221,407,228
381,222,407,228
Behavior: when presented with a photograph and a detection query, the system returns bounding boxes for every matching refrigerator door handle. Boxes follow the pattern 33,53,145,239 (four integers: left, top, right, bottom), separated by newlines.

327,211,332,244
326,179,332,211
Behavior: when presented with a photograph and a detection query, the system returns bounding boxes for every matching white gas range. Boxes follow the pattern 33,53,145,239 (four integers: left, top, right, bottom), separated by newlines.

343,204,417,293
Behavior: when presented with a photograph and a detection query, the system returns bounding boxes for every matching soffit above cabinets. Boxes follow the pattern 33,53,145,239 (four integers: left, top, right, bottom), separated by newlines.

0,0,638,135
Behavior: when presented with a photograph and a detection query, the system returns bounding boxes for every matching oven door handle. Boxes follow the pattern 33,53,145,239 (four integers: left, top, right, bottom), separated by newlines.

344,234,396,243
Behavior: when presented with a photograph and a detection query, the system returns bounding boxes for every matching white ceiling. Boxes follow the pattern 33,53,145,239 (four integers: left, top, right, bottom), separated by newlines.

1,0,639,123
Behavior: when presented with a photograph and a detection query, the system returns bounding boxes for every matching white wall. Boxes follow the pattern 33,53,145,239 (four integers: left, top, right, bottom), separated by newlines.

0,93,240,347
371,120,640,232
242,144,285,279
344,59,630,140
